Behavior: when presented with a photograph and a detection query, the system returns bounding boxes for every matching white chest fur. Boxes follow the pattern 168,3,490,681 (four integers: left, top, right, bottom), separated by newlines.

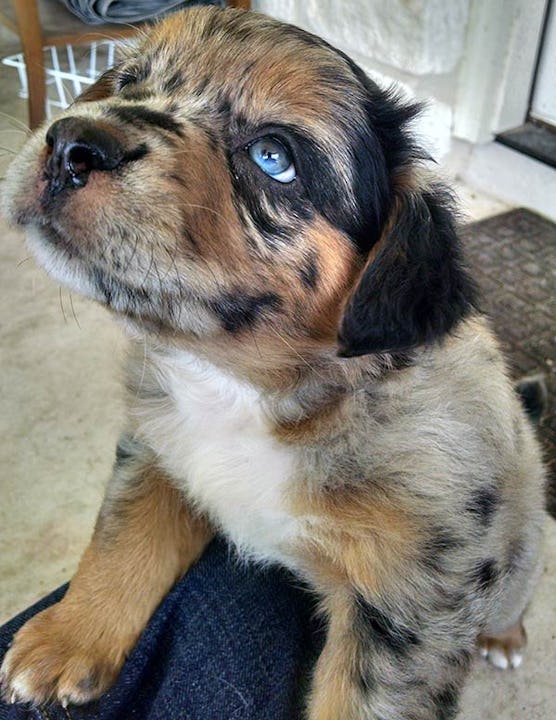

133,350,302,565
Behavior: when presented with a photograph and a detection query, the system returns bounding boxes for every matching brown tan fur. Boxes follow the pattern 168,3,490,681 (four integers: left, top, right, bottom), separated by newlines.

0,7,547,718
291,484,420,595
2,451,211,705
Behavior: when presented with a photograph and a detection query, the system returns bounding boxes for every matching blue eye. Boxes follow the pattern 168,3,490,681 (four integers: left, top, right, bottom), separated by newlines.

247,137,296,183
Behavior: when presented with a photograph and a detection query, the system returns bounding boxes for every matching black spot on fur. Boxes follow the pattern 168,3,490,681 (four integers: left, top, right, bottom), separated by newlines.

421,528,461,573
217,97,232,120
244,204,299,247
230,150,314,248
209,292,281,333
106,105,184,137
470,559,498,591
354,594,421,657
115,444,133,464
338,186,478,357
122,143,149,164
466,487,499,527
89,267,172,329
515,375,547,425
162,71,184,95
299,253,319,289
114,435,142,465
138,58,152,83
432,684,460,720
120,88,155,102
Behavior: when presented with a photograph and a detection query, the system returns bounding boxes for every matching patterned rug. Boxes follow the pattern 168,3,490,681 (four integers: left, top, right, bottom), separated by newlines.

461,209,556,518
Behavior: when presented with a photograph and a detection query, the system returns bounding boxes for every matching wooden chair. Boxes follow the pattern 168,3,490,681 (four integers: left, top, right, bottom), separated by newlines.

0,0,250,130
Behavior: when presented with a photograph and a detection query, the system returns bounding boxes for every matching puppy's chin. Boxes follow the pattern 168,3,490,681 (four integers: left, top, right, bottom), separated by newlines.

25,225,219,339
25,225,105,302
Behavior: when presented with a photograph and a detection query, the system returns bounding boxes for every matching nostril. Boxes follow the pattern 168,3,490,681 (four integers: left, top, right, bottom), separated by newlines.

44,117,126,194
67,144,97,179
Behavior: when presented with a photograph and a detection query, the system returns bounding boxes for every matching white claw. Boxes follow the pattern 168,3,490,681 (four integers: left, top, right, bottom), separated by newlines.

510,652,523,669
489,649,509,670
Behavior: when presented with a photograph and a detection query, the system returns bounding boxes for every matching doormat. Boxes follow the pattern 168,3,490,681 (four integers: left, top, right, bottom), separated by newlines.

461,208,556,518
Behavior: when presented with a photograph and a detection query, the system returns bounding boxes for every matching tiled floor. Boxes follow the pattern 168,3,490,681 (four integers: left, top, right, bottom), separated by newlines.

0,60,554,720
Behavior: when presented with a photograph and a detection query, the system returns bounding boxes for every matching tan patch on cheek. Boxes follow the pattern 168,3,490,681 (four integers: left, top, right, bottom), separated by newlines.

291,484,419,596
176,131,247,272
302,219,361,342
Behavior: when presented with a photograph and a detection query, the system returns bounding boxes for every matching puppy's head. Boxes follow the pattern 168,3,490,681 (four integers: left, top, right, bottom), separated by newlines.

4,7,475,370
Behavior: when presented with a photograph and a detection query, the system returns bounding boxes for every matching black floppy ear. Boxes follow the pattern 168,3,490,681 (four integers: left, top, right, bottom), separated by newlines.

338,185,477,357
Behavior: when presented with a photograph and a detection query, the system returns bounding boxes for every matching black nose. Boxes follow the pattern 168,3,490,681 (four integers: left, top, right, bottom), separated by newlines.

45,117,124,195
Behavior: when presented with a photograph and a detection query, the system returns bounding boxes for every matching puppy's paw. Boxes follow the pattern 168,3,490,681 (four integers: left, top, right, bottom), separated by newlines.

0,602,128,706
477,621,527,670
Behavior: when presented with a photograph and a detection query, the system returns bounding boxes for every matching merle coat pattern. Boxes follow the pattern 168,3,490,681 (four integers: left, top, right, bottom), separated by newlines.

0,8,546,719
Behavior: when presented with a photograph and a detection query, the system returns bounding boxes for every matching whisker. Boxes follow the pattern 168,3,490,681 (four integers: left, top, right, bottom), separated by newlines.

59,286,68,324
181,203,228,222
17,256,33,268
69,293,81,328
0,144,17,155
116,22,151,43
249,325,263,361
0,129,29,138
58,77,77,105
123,234,140,274
152,255,171,324
142,246,155,285
0,110,30,134
137,332,149,397
162,242,185,326
267,326,327,382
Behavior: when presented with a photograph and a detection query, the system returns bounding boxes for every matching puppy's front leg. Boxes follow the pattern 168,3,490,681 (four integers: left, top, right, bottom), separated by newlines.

1,435,212,706
307,588,473,720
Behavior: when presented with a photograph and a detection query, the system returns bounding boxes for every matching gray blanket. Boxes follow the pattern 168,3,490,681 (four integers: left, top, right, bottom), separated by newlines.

59,0,225,25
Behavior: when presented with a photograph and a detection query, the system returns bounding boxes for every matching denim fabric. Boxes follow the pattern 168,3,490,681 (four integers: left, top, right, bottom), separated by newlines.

0,539,322,720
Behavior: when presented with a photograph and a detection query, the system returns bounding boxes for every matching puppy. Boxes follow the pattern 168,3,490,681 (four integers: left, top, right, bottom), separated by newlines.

0,7,546,719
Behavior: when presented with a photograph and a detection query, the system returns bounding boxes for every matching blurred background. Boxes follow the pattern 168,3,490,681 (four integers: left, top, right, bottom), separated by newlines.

0,2,554,718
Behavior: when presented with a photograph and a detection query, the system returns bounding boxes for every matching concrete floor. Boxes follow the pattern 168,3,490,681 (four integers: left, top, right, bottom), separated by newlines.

0,61,554,719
